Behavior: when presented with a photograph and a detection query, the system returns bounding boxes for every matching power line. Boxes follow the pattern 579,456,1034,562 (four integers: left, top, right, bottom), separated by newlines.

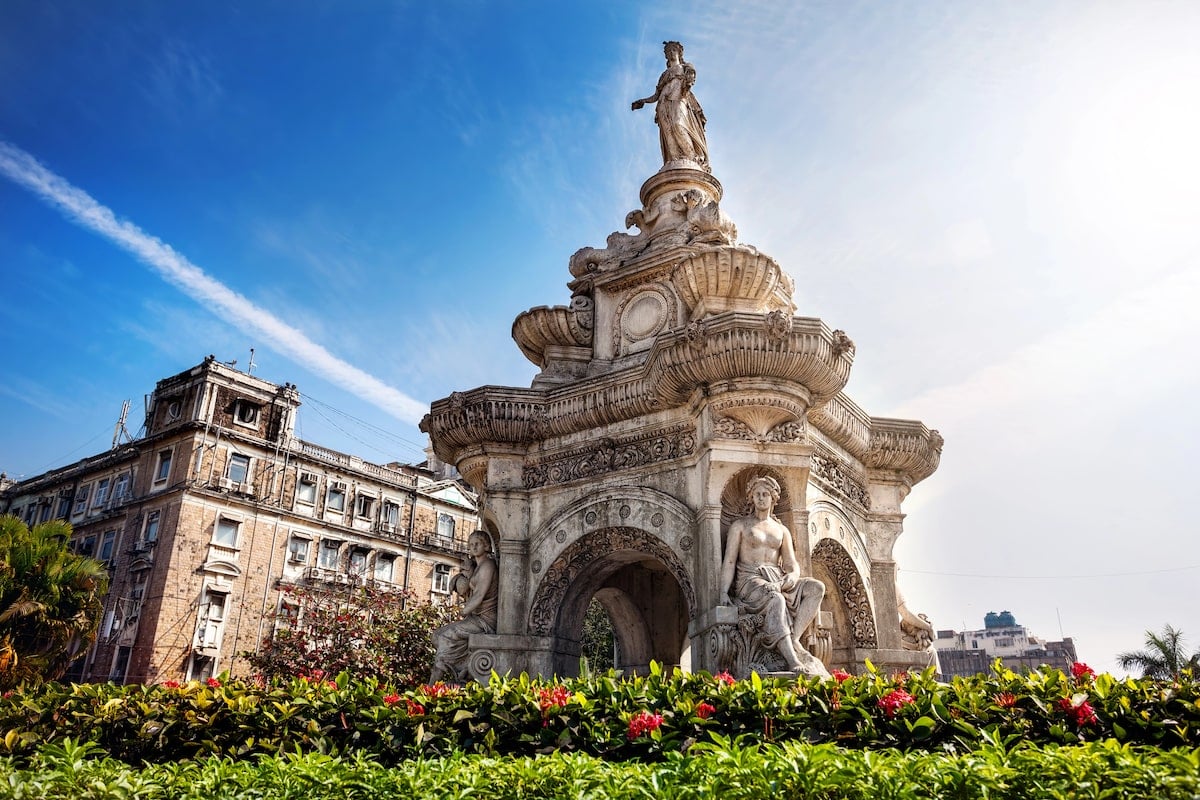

296,397,425,461
899,564,1200,580
298,392,428,454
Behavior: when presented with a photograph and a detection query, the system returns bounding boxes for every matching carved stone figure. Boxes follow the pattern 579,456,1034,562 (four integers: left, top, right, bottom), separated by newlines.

720,476,829,676
632,41,709,171
429,531,498,682
898,591,940,672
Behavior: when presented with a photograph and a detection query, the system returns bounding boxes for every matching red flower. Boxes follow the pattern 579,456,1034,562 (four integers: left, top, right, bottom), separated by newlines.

161,680,181,689
326,681,338,689
714,671,735,685
420,682,456,697
1070,662,1095,681
993,692,1018,708
405,698,426,716
877,689,915,718
627,710,664,739
537,685,572,714
206,677,221,688
831,669,852,684
1057,696,1098,726
383,693,401,706
695,701,716,719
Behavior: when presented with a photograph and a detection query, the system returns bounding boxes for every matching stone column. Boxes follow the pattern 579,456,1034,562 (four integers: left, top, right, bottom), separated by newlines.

865,470,910,652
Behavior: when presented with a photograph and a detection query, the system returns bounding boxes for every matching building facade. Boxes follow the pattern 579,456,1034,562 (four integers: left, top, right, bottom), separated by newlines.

1,356,479,684
934,610,1079,678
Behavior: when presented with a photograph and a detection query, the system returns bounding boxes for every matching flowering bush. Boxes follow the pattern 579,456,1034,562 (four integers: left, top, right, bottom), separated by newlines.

627,710,664,739
877,688,916,718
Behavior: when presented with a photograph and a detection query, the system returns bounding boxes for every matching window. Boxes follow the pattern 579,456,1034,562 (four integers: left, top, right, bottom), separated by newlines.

56,494,72,519
72,485,91,515
154,450,173,483
382,501,400,531
373,555,394,582
356,493,375,518
227,453,251,484
296,472,318,505
433,563,452,594
318,540,340,569
111,646,132,683
214,518,240,547
142,511,160,544
287,536,310,564
112,472,131,503
130,571,148,610
98,530,118,565
78,535,97,558
187,654,215,682
326,484,346,513
437,514,456,540
38,502,51,523
233,399,260,427
203,590,227,622
92,478,111,509
348,549,368,576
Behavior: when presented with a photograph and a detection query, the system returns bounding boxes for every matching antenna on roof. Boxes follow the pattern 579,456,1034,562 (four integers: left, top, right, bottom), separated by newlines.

112,399,133,449
248,347,257,375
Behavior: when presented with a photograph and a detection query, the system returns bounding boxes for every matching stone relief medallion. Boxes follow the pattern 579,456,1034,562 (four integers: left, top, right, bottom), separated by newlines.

651,512,665,528
614,286,673,353
531,560,543,574
679,535,693,551
528,526,696,636
555,529,567,543
619,505,632,519
585,511,598,525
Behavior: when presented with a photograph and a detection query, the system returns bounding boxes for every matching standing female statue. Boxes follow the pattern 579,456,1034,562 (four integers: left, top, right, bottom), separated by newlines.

429,530,498,682
632,41,710,171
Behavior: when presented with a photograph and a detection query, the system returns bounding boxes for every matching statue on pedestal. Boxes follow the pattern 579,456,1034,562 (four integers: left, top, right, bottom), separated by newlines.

632,41,710,171
720,476,829,676
429,531,498,682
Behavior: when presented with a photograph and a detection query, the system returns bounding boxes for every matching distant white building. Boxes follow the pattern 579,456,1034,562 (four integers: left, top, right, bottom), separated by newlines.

934,610,1078,678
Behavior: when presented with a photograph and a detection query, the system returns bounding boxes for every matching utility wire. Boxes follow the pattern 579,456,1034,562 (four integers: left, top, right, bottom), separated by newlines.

299,392,427,454
297,399,424,462
899,564,1200,580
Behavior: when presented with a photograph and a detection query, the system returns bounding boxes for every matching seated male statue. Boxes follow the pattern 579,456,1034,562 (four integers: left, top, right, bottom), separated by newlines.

720,475,829,676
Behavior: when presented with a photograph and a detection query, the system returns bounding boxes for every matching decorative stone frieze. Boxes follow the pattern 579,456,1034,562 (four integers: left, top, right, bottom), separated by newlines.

810,450,871,510
812,539,877,647
522,423,697,489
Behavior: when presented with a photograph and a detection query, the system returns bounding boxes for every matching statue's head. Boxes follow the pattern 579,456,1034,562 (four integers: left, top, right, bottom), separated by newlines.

745,475,782,504
663,40,684,60
467,530,493,556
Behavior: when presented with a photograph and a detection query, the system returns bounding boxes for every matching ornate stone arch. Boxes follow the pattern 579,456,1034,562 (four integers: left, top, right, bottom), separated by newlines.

812,538,877,647
527,525,696,637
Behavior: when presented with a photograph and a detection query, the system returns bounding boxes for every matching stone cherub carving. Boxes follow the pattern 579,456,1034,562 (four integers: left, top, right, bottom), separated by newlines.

720,476,829,677
632,41,709,171
429,530,498,682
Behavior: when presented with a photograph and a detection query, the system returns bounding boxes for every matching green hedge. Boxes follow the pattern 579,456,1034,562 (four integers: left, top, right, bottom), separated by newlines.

2,663,1197,765
4,737,1199,800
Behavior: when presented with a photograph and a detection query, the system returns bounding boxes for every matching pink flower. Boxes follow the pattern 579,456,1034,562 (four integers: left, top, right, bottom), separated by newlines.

405,698,426,716
695,701,716,719
161,680,181,689
831,669,852,684
627,709,664,739
383,693,401,706
877,688,915,718
714,671,735,685
1070,662,1095,681
993,692,1018,708
206,677,221,688
420,682,456,697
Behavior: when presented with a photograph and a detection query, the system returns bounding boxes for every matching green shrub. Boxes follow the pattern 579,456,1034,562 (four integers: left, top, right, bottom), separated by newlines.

1,662,1196,765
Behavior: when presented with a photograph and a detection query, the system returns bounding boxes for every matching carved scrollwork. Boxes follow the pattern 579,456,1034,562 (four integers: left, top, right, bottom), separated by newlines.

714,414,755,440
810,450,870,510
812,539,877,647
467,648,496,682
523,423,697,489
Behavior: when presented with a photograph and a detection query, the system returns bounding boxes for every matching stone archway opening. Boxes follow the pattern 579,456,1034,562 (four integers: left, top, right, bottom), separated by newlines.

529,526,693,677
811,538,877,667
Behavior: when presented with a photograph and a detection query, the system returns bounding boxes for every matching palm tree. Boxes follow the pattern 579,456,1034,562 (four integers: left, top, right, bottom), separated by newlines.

1116,624,1200,680
1,515,110,689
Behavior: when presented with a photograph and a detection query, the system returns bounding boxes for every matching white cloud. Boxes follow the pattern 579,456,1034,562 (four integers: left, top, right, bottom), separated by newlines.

0,140,428,425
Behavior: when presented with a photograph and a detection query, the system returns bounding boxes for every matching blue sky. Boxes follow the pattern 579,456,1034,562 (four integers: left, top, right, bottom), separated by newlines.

3,1,1199,674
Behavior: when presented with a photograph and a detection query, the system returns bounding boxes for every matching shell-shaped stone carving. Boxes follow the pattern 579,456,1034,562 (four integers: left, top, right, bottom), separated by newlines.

672,246,796,319
512,301,593,367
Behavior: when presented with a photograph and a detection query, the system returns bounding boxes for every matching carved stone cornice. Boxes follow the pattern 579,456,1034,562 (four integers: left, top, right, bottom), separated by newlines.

864,419,943,486
807,394,872,460
523,423,697,489
423,311,854,465
512,296,594,368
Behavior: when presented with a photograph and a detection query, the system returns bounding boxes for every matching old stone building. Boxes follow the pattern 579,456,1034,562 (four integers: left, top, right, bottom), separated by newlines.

0,356,479,684
934,611,1079,678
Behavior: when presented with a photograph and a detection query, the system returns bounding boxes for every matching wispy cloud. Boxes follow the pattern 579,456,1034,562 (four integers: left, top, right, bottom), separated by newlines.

0,141,428,425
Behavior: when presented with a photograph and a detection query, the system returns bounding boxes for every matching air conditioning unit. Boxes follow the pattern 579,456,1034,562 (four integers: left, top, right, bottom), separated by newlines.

287,552,306,564
330,480,347,491
299,471,319,484
215,477,234,491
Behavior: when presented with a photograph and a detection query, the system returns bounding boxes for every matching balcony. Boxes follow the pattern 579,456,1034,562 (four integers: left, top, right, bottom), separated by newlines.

421,534,467,555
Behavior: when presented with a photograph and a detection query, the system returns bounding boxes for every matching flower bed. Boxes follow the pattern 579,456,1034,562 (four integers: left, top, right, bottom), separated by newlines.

1,662,1196,764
